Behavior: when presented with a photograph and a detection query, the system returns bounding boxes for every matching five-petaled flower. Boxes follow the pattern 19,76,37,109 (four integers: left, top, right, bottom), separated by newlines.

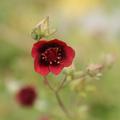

16,86,37,107
32,39,75,76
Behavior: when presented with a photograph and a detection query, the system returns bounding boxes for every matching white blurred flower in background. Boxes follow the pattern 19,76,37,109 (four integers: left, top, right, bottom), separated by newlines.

35,99,48,112
5,78,21,94
79,8,120,40
80,8,108,38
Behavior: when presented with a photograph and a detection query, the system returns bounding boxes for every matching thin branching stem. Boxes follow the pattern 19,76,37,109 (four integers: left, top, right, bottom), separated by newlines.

56,74,67,92
43,76,72,120
55,91,72,120
44,76,55,92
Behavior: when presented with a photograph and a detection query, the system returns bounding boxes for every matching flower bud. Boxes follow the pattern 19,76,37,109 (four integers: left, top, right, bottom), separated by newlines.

86,63,104,77
31,16,56,40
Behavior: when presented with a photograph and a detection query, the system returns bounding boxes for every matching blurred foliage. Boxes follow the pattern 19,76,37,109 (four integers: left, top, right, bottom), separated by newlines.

0,40,22,70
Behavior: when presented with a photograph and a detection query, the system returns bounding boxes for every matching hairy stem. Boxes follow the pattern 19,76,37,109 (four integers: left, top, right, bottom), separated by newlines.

43,76,72,119
55,92,72,120
57,74,67,92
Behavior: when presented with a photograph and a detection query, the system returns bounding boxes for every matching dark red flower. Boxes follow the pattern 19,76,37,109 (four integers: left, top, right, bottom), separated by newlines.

16,86,37,107
31,39,75,76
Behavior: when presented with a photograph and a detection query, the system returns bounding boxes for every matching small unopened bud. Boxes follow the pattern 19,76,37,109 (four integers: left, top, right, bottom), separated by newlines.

63,63,76,80
64,63,76,74
31,16,56,40
87,63,104,76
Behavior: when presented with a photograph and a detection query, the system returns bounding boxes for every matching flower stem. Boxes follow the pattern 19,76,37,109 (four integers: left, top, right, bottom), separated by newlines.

43,76,72,120
57,74,67,92
55,91,72,120
44,76,55,92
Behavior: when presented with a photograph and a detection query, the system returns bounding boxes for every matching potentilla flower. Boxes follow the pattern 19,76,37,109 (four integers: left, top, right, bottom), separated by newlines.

16,86,37,107
31,39,75,76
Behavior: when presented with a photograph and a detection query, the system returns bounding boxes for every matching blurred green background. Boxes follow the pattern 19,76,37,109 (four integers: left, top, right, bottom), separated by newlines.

0,0,120,120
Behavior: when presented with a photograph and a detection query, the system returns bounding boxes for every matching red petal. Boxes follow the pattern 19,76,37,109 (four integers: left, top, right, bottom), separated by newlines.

63,46,75,67
31,47,38,58
34,58,49,76
49,65,64,75
48,39,67,47
31,40,47,58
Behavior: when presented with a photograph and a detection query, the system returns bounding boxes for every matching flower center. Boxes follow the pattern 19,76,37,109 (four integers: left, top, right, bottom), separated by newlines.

40,47,63,65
